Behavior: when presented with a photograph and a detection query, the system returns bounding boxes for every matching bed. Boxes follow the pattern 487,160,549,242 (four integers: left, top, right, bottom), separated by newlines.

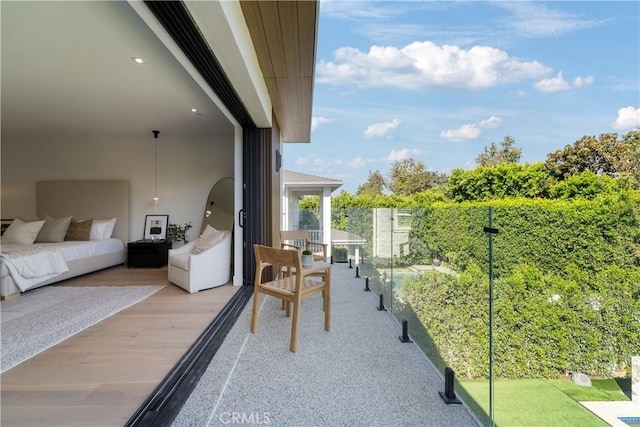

0,180,129,299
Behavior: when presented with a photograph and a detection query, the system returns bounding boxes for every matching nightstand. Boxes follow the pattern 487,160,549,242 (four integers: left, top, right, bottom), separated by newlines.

127,240,170,268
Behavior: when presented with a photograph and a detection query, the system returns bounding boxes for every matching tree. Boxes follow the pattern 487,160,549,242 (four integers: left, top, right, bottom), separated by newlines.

387,158,439,196
544,132,640,186
476,135,522,167
620,130,640,188
547,170,629,200
356,170,386,196
298,196,319,229
446,163,550,202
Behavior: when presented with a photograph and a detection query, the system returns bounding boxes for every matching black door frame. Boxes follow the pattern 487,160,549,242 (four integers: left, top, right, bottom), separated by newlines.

144,0,274,285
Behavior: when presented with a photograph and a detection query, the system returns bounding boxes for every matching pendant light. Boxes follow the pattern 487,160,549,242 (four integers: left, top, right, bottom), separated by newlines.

152,130,160,204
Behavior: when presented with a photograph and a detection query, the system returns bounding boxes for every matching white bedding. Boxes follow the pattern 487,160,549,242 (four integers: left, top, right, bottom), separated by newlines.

0,239,124,291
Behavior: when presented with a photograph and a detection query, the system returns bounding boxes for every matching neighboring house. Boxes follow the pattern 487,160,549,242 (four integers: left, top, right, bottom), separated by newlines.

1,1,319,285
282,170,343,257
372,208,412,259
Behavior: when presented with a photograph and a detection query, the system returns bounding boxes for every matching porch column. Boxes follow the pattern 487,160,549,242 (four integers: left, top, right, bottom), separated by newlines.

322,186,332,259
282,188,289,231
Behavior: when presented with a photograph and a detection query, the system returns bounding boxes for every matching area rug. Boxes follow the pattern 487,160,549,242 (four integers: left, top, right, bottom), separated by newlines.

0,285,164,373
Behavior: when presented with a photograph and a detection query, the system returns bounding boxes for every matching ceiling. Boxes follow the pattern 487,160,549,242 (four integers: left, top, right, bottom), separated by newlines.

240,1,318,143
1,1,317,143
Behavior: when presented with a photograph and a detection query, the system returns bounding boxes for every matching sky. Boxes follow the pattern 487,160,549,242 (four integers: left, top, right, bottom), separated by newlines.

282,0,640,194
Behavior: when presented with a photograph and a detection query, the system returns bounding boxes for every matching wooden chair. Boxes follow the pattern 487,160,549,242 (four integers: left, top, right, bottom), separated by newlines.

279,230,328,262
251,244,331,352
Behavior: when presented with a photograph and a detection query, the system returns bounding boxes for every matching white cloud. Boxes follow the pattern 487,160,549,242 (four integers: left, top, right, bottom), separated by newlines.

311,116,336,131
318,158,342,168
320,0,408,21
295,156,343,171
321,1,468,46
441,124,482,141
478,115,503,129
440,116,503,141
355,23,443,44
534,72,595,92
364,118,400,138
612,106,640,130
534,72,571,92
495,2,603,38
608,77,640,92
316,41,551,90
349,157,376,168
573,75,594,87
386,148,422,162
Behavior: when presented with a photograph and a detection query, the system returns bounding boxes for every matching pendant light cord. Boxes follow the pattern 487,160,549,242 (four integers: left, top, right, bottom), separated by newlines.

155,137,158,198
152,130,160,204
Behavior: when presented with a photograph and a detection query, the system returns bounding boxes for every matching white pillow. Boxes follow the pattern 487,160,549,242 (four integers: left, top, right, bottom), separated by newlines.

2,218,46,244
90,218,117,240
192,226,226,254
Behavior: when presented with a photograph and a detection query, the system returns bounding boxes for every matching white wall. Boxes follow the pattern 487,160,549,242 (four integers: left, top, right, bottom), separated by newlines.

1,134,234,242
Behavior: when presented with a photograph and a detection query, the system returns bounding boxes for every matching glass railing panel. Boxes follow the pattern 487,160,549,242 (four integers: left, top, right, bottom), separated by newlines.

489,199,638,427
290,208,324,258
337,206,490,425
334,206,497,424
287,208,322,245
294,208,320,231
392,205,491,425
344,208,393,306
333,194,639,426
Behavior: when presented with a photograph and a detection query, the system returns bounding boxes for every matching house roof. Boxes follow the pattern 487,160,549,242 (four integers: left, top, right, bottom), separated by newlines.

284,171,344,191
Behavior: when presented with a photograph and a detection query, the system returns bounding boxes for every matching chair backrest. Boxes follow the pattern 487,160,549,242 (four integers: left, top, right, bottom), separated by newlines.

280,230,310,251
280,230,310,242
254,244,302,284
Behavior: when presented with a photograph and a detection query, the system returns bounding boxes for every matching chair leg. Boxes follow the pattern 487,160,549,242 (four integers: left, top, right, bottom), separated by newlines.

290,300,300,352
250,290,260,333
281,299,292,316
324,281,331,332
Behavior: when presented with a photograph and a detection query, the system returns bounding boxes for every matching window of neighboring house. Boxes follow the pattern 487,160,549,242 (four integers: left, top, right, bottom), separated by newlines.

395,208,412,231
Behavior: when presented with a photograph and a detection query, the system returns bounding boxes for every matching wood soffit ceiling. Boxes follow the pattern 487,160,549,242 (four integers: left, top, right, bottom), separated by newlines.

240,0,318,143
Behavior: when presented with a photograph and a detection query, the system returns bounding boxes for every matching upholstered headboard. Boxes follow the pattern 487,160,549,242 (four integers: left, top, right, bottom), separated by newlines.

36,180,130,242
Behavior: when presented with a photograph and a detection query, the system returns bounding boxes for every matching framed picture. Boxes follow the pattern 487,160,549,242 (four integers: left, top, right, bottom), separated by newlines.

144,214,169,241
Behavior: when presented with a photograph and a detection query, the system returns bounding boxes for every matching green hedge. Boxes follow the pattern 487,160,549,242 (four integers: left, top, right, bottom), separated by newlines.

403,264,640,379
331,190,640,379
407,192,640,277
399,192,640,379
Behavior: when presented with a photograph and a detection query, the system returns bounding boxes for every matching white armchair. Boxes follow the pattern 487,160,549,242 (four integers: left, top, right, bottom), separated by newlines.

168,230,232,293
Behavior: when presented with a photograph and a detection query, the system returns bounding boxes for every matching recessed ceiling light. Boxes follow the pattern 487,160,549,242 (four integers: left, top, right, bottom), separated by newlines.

131,57,144,64
191,108,197,113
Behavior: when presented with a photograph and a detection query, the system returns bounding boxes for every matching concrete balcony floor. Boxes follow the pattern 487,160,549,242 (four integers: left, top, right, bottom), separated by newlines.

173,262,479,426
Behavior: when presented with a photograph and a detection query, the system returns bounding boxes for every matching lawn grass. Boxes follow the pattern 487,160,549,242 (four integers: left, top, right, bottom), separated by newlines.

548,378,631,402
459,379,609,426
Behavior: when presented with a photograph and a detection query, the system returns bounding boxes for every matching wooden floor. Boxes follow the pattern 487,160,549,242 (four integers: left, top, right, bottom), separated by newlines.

0,265,239,427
